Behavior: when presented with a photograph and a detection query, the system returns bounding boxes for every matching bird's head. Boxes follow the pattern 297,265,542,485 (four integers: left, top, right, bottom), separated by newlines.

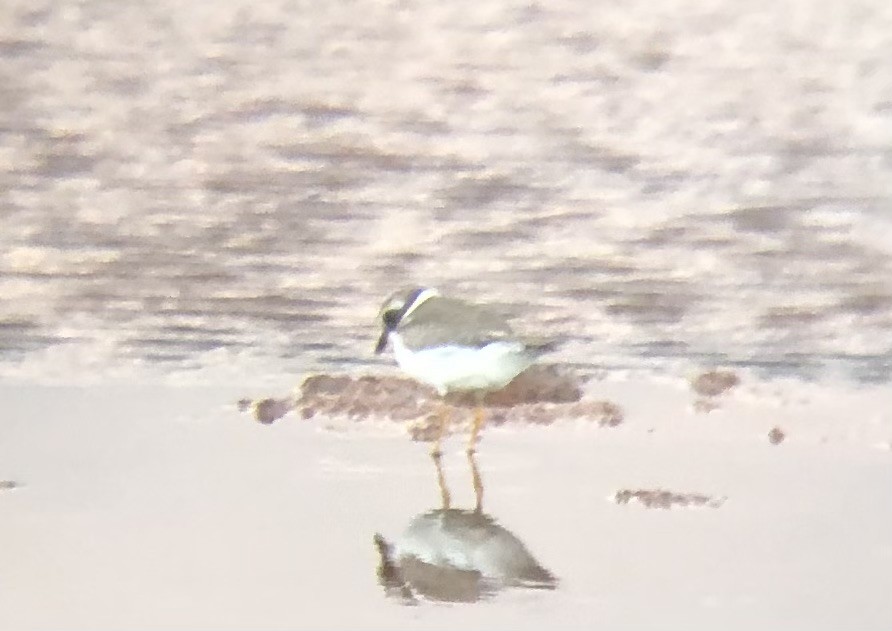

374,286,439,354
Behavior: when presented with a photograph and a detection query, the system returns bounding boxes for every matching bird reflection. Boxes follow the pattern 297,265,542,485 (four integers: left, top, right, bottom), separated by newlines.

373,453,557,604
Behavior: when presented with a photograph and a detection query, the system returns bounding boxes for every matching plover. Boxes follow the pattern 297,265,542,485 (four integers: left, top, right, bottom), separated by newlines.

374,287,554,454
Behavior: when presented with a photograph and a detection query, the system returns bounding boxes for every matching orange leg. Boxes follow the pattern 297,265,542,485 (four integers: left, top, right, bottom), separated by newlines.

468,450,484,513
430,402,450,457
431,450,451,509
467,406,486,454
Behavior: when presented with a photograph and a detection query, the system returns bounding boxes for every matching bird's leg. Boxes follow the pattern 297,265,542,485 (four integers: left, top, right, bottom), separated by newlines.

467,450,484,514
431,449,451,509
430,400,450,458
466,392,486,454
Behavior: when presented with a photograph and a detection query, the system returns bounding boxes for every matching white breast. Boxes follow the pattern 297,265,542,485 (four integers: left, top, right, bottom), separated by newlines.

391,333,532,395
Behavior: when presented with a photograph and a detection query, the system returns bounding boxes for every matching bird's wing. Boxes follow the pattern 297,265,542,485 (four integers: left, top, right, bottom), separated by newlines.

398,297,516,350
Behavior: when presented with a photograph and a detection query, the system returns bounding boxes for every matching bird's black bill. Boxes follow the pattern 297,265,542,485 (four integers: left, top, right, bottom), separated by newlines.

374,329,389,354
375,308,402,354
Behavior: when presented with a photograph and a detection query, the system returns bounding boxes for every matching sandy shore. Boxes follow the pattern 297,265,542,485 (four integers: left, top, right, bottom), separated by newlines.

2,374,890,630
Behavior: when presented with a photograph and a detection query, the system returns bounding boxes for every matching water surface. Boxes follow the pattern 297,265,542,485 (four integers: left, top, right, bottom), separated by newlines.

1,0,891,385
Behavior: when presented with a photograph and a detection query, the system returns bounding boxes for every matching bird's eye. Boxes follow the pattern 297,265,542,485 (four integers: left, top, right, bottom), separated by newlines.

382,309,400,330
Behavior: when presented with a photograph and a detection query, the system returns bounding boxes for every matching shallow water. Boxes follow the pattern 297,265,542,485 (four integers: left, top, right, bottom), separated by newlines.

2,384,891,630
1,0,891,385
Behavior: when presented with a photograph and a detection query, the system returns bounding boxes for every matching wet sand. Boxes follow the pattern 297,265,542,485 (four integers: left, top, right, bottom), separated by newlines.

2,376,891,629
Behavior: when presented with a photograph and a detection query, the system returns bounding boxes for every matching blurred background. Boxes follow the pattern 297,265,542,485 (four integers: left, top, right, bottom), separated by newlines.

1,0,891,385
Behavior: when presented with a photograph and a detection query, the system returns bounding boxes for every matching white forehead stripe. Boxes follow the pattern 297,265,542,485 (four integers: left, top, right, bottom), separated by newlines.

402,287,440,319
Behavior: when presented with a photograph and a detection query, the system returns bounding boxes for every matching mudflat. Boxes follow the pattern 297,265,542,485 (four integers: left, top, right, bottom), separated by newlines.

2,376,891,629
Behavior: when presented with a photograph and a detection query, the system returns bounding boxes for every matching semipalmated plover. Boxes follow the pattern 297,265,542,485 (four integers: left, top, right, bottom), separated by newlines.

375,287,554,454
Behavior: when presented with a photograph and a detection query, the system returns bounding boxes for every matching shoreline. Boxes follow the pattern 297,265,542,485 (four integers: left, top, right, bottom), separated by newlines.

2,374,890,629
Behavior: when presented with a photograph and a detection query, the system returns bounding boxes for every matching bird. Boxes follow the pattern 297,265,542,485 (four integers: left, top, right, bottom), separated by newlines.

374,286,555,455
